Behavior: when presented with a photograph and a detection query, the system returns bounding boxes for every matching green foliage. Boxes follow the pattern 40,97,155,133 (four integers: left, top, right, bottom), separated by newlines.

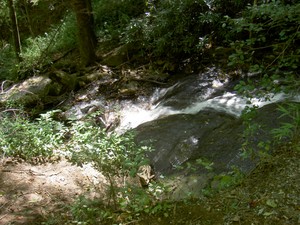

212,170,243,190
240,105,270,160
19,14,76,70
0,1,10,40
67,120,150,179
226,1,300,92
65,182,171,225
69,196,113,225
196,158,214,171
0,43,19,80
240,102,300,163
212,0,251,17
0,110,65,160
47,14,77,52
227,2,300,163
20,36,52,69
118,182,171,217
93,0,146,42
66,185,171,225
0,13,76,80
93,0,145,28
0,108,169,224
272,103,300,148
66,117,152,208
123,0,215,62
202,167,244,197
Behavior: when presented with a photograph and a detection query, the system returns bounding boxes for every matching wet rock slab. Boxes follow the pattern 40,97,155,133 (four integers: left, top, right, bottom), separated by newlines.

134,102,299,198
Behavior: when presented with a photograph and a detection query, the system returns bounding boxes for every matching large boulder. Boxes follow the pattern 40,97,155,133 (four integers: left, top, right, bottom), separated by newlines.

134,102,299,199
0,71,80,110
135,110,240,175
0,76,52,107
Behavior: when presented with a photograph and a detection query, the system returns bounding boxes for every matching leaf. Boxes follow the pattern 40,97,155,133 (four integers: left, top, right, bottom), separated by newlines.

266,199,277,208
263,211,275,216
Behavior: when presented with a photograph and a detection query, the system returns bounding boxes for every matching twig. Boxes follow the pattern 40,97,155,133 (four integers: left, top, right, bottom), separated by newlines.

0,214,8,221
0,80,14,93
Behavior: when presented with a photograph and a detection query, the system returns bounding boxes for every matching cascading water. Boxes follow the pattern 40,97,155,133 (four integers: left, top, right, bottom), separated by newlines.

116,67,297,133
62,67,299,199
111,67,299,181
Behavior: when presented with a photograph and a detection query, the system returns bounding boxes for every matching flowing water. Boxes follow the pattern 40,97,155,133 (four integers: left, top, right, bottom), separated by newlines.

116,68,297,133
63,67,299,138
62,67,300,196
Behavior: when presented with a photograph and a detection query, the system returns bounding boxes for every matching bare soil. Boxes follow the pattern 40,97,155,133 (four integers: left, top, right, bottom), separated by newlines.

0,158,105,225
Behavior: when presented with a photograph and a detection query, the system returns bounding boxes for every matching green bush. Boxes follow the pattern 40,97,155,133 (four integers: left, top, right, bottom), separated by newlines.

0,43,19,81
66,182,171,225
93,0,146,42
66,118,152,207
19,14,77,67
226,1,300,88
69,196,113,225
272,103,300,148
0,13,77,81
0,110,65,160
240,102,300,164
124,0,213,62
49,13,77,52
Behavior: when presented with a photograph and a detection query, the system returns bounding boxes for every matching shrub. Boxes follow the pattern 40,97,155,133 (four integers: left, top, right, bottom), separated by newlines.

0,43,19,80
66,118,152,207
130,0,212,61
93,0,146,42
272,103,300,148
0,110,65,160
226,1,300,89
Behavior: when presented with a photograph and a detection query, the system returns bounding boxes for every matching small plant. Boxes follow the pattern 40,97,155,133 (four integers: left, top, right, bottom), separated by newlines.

240,106,262,160
271,103,300,150
211,166,244,190
117,182,171,218
196,157,214,171
66,118,152,208
0,109,65,160
0,43,20,80
69,196,113,225
18,14,77,77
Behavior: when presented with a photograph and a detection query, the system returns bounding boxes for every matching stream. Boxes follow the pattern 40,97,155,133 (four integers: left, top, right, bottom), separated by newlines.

62,67,299,198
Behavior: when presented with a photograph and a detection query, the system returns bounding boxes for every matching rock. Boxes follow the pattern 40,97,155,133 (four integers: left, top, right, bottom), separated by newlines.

0,76,52,107
137,165,155,187
134,102,299,198
135,110,239,175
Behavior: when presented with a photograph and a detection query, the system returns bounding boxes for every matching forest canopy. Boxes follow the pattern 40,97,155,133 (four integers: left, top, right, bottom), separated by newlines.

0,0,298,87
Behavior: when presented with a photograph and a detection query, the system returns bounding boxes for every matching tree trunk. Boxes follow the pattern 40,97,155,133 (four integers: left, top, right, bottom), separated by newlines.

7,0,22,62
71,0,97,67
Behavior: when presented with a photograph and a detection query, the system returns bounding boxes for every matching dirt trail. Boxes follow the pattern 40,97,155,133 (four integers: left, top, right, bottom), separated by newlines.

0,158,105,225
